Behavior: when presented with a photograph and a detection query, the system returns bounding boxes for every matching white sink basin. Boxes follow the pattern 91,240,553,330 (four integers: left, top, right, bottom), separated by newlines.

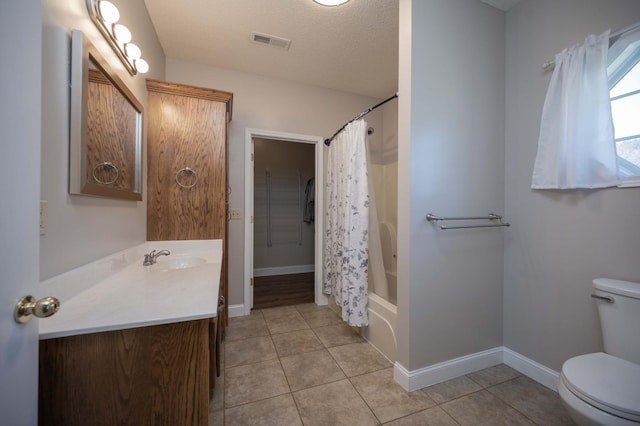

156,256,207,270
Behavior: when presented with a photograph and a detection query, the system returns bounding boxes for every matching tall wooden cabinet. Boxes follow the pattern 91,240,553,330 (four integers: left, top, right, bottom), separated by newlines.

146,79,232,336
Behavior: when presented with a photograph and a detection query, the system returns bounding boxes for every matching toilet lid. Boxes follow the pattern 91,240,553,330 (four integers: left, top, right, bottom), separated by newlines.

562,352,640,422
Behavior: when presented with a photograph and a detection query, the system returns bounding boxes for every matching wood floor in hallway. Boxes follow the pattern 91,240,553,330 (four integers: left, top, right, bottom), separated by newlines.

253,272,314,309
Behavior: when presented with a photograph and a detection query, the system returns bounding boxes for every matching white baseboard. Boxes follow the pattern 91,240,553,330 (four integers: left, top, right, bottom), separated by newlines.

503,347,559,391
394,347,504,392
228,304,246,318
254,264,314,277
394,346,560,393
226,306,562,392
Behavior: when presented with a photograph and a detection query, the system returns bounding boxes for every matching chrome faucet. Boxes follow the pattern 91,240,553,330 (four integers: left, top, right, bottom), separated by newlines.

143,249,171,266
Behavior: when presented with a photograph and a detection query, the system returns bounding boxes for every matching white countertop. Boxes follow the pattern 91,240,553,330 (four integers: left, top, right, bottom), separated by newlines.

39,240,222,340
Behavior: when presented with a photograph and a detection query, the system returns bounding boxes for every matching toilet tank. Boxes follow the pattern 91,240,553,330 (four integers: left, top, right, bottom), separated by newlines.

592,278,640,364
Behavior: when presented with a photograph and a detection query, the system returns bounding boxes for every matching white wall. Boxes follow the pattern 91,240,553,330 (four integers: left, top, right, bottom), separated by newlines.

504,0,640,372
166,58,385,306
398,0,506,371
40,0,165,279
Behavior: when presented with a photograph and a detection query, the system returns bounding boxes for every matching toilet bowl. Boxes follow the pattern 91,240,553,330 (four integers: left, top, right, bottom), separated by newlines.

559,353,640,425
559,279,640,425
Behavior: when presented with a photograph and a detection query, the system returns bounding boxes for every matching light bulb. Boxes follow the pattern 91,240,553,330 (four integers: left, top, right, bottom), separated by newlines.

135,58,149,74
313,0,350,5
98,0,120,23
112,24,131,43
125,43,141,60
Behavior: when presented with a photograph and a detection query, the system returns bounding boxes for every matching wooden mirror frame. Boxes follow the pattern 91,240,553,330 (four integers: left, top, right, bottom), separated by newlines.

69,30,143,200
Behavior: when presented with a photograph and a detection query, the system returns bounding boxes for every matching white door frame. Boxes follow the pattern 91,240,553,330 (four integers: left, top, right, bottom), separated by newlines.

244,128,327,315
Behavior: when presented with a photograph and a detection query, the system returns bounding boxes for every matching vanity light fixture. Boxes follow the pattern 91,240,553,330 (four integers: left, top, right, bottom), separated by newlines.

86,0,149,75
134,58,149,74
125,43,141,60
112,24,132,44
97,0,119,23
313,0,351,6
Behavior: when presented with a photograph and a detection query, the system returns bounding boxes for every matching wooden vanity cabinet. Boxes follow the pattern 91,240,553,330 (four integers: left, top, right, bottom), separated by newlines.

145,79,232,345
39,320,209,425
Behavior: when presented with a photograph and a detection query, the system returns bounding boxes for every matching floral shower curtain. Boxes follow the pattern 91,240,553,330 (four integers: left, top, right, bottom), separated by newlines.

323,119,369,327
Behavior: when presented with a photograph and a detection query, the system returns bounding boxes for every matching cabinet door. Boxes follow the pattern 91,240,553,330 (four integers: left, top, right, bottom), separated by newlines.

147,92,226,240
39,320,209,425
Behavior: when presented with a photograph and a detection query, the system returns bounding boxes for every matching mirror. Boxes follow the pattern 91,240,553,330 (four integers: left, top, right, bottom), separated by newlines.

69,30,143,200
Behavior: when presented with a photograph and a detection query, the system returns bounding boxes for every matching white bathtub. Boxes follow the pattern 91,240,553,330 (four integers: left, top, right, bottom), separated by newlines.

362,292,397,362
327,291,398,363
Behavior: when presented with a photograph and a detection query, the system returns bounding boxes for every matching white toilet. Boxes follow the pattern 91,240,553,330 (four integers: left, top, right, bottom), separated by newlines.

558,278,640,425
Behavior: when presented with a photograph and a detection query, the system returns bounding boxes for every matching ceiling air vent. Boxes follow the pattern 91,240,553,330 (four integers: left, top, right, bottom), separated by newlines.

251,32,291,50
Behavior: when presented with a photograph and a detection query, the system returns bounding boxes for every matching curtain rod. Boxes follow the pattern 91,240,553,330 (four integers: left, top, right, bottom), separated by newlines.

542,20,640,71
324,92,399,146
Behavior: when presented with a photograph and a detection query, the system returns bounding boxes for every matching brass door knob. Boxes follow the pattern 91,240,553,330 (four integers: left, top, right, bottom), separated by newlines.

14,295,60,324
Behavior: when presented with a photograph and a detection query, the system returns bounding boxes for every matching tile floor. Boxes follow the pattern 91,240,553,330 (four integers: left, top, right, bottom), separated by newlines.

209,303,575,425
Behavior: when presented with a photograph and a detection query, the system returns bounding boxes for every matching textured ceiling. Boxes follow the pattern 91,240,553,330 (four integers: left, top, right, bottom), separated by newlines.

143,0,400,99
143,1,521,98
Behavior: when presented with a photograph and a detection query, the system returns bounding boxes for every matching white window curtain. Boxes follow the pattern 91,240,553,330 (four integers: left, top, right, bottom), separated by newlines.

532,31,620,189
323,119,369,327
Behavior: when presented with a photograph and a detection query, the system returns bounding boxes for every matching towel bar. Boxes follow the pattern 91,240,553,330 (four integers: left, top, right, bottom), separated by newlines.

426,213,511,230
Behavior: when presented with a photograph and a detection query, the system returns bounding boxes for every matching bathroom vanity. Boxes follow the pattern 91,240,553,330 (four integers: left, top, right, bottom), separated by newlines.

38,240,222,425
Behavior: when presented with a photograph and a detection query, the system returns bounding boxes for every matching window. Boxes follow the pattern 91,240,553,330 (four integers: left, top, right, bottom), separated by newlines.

608,27,640,186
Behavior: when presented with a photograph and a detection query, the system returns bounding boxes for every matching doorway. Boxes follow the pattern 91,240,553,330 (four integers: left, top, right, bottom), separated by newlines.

244,129,326,315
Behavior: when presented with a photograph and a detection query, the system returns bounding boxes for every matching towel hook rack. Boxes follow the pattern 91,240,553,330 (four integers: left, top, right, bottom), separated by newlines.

426,213,511,230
